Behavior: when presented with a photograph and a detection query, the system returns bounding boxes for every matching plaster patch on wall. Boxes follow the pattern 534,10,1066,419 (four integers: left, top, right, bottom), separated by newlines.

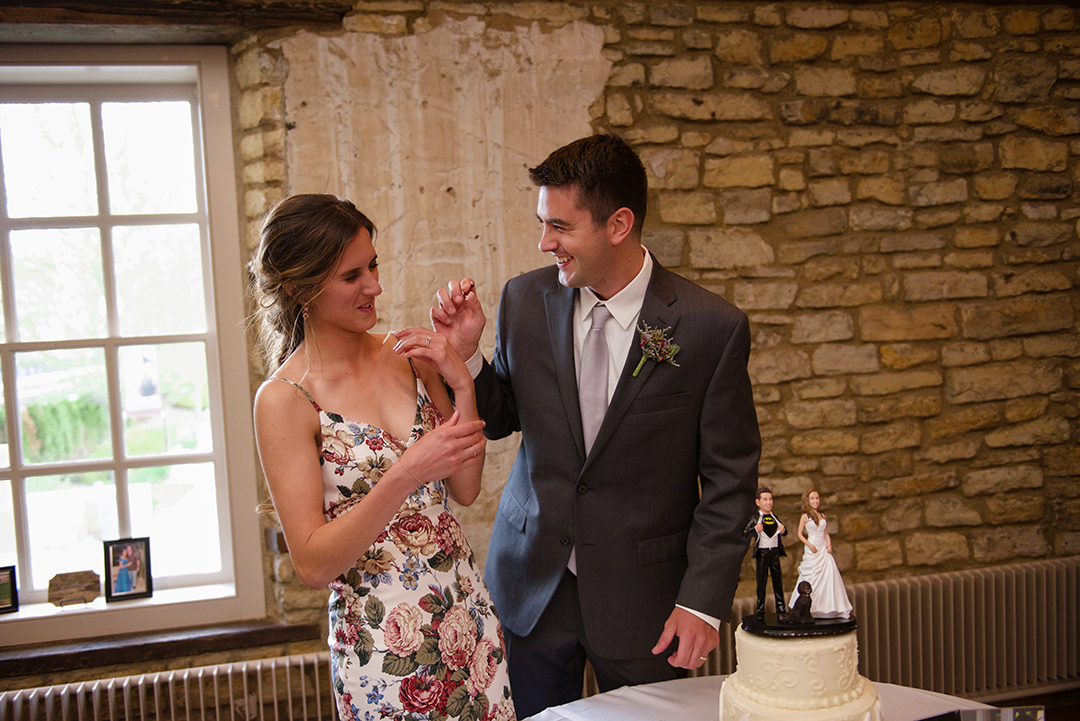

280,17,610,333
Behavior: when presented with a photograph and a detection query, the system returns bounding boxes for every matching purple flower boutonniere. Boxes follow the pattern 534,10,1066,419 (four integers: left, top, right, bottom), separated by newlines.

633,322,681,377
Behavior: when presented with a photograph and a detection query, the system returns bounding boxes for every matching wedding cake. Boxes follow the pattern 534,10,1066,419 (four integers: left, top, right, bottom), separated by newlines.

720,622,883,721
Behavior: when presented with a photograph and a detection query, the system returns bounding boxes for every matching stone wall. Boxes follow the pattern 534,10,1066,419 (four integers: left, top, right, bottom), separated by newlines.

233,1,1080,626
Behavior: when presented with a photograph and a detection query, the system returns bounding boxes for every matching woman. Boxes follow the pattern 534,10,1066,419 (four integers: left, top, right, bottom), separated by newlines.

114,546,133,594
789,488,852,619
250,194,514,721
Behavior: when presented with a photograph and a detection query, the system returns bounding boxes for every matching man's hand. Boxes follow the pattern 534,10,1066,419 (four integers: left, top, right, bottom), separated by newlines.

431,278,486,360
650,607,720,669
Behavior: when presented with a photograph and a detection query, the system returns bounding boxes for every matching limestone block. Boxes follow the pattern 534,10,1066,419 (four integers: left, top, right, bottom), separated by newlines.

1007,222,1072,247
705,136,756,155
777,207,848,238
688,226,774,268
999,136,1068,171
606,92,634,126
642,229,684,267
911,67,987,96
703,155,774,188
719,188,771,224
780,241,841,267
925,496,983,527
822,455,859,476
972,526,1048,562
489,2,587,24
831,34,883,60
785,7,848,28
771,34,829,63
986,416,1071,447
1057,533,1080,556
715,28,764,64
651,92,772,121
947,359,1063,404
1044,8,1075,31
625,41,676,56
343,13,409,35
623,125,680,144
733,281,797,310
909,179,969,207
1004,396,1049,423
639,148,700,189
794,378,847,401
894,251,942,269
748,347,812,384
792,311,854,343
608,63,645,86
649,55,714,89
790,128,837,147
684,28,713,49
855,538,904,571
794,66,857,96
1004,9,1040,35
951,42,994,62
783,399,857,429
812,344,880,376
993,57,1057,102
903,271,988,301
239,86,282,129
849,369,943,396
657,191,715,224
889,18,942,49
791,429,860,455
1024,334,1080,359
879,343,938,370
850,204,913,230
883,499,923,532
873,470,959,499
907,532,968,565
942,341,990,367
917,436,982,464
954,9,999,38
955,226,1001,248
778,167,806,191
940,144,995,174
431,2,488,14
857,176,907,205
960,296,1073,340
235,48,284,89
1015,106,1080,136
994,269,1072,297
858,392,942,424
650,4,694,26
807,177,851,207
832,148,890,177
880,232,947,252
797,281,882,309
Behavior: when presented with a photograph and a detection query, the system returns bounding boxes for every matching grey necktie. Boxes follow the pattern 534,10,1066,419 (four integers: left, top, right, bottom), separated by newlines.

579,304,612,454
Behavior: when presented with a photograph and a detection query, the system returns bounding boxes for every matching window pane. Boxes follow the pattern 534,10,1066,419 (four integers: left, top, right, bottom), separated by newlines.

17,348,111,465
121,343,211,457
0,102,98,218
12,228,107,342
129,462,220,577
26,471,117,590
0,374,8,470
0,480,15,567
102,101,197,215
114,224,207,335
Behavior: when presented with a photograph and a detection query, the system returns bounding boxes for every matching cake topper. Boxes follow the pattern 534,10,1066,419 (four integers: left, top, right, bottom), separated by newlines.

742,486,788,621
781,581,814,624
789,487,853,619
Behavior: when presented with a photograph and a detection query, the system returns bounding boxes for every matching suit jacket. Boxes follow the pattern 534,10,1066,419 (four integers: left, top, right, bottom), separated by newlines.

743,512,787,558
477,260,760,659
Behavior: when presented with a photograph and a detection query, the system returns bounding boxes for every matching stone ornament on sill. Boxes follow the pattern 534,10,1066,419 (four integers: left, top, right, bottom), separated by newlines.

47,571,100,608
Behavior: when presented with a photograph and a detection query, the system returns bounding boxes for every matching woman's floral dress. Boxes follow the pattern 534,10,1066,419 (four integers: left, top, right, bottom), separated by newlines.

276,371,515,721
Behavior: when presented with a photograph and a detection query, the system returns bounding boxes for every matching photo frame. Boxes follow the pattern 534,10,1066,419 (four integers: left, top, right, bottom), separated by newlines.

0,566,16,614
104,537,152,602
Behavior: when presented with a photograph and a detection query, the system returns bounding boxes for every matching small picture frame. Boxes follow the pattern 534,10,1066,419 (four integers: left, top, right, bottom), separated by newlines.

104,537,152,602
0,566,17,614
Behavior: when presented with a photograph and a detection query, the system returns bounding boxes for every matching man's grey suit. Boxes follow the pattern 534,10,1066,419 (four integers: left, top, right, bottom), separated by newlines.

477,259,760,660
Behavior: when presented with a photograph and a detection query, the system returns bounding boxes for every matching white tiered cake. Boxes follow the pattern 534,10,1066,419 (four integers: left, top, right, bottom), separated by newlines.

720,625,883,721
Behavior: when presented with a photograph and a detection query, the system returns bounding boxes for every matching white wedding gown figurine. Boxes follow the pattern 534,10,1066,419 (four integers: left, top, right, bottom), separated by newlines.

790,488,852,619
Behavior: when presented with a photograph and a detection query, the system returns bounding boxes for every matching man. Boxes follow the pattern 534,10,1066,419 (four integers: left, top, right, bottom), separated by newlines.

432,134,760,717
743,486,787,621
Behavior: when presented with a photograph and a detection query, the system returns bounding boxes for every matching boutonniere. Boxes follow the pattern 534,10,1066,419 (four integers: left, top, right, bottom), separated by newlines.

633,322,680,376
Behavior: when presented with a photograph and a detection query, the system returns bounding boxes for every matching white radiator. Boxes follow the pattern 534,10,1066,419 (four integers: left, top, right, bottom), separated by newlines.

2,558,1077,719
0,652,337,721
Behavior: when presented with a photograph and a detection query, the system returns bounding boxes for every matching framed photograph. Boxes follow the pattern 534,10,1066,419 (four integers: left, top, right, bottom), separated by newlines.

0,566,16,613
104,537,152,602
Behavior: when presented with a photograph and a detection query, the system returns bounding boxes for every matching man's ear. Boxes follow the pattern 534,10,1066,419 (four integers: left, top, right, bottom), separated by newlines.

607,207,635,246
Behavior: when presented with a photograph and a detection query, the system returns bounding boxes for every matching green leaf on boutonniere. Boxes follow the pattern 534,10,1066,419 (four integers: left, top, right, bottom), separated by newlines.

632,321,681,377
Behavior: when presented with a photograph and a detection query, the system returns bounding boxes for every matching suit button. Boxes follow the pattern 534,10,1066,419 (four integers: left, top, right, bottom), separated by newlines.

560,536,571,546
577,483,588,495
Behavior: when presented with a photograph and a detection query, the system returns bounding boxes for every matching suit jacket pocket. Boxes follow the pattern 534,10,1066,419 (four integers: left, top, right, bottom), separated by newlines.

638,529,689,566
498,490,528,534
631,392,689,416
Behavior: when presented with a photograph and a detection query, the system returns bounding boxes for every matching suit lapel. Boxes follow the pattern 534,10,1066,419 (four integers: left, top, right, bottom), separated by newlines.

545,283,586,460
584,264,680,466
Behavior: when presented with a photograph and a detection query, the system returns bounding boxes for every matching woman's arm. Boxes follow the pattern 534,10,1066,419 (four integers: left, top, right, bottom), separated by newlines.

393,328,485,506
797,513,817,553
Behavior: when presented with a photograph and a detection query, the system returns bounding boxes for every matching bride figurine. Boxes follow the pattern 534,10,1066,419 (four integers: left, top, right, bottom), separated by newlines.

790,487,853,619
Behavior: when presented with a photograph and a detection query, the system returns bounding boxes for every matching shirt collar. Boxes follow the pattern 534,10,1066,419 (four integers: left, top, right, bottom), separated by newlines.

576,249,653,331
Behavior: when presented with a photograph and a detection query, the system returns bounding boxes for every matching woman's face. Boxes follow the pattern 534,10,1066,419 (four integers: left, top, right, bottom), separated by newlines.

808,491,820,510
307,229,382,335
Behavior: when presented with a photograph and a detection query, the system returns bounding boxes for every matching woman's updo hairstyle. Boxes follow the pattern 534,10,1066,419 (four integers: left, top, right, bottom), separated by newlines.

249,194,376,370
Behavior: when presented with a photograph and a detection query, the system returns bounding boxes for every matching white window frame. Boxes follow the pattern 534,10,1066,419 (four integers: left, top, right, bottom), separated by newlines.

0,44,264,646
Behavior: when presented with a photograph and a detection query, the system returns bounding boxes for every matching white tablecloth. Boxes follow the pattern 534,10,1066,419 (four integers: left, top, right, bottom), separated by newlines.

527,675,994,721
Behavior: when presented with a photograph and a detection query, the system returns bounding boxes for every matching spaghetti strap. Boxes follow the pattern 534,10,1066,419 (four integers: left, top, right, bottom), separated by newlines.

272,376,322,412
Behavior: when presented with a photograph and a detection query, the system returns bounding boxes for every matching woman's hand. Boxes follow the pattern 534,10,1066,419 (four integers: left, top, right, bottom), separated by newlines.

807,543,818,554
392,327,472,392
396,409,486,488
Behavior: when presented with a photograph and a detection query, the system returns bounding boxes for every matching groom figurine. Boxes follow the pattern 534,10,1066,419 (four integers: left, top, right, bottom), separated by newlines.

432,134,760,718
743,486,788,621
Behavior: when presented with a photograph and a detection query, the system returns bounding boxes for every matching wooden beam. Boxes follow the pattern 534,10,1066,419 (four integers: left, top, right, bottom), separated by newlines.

0,1,353,28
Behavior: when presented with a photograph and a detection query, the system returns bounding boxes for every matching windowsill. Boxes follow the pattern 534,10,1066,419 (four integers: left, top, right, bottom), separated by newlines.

0,618,321,678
